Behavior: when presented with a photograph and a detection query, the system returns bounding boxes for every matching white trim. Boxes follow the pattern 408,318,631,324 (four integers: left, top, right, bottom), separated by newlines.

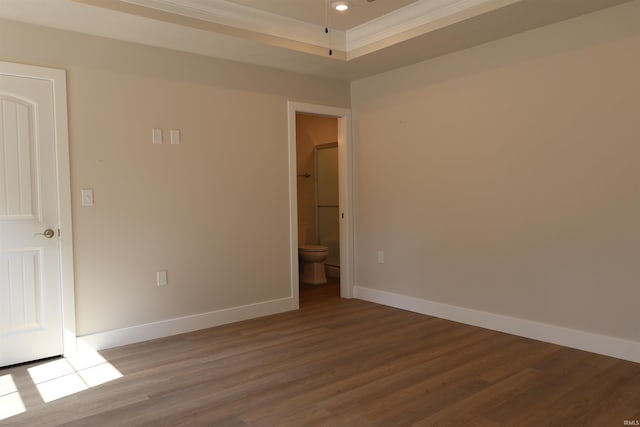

287,102,354,301
70,0,522,60
346,0,521,53
120,0,521,56
354,286,640,363
287,104,301,308
0,61,77,358
78,297,296,350
121,0,521,55
52,69,76,358
123,0,347,51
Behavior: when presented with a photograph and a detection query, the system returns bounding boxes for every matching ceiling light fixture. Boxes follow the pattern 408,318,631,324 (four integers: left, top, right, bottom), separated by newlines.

331,1,351,12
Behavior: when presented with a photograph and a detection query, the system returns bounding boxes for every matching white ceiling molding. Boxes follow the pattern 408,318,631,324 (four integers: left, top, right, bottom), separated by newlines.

0,0,347,77
121,0,521,59
120,0,528,59
346,0,522,53
123,0,347,51
123,0,519,57
0,0,633,80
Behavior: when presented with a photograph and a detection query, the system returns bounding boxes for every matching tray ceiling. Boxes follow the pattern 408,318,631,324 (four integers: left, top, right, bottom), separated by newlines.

0,0,633,80
225,0,420,31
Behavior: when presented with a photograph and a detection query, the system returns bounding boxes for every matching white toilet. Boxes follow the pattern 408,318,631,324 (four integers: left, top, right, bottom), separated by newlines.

298,224,329,285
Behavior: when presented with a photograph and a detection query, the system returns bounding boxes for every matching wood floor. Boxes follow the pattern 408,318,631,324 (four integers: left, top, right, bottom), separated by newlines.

2,284,639,426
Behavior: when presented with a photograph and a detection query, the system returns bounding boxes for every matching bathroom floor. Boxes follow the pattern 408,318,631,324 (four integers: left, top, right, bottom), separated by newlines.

299,275,340,305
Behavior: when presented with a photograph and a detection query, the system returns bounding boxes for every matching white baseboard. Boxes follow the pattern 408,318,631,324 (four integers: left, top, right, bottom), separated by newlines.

354,286,640,364
77,297,297,351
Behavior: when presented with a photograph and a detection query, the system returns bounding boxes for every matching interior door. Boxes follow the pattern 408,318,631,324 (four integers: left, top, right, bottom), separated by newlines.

0,71,64,367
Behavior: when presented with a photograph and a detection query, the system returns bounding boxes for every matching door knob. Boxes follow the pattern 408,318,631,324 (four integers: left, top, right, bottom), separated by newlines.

35,229,56,238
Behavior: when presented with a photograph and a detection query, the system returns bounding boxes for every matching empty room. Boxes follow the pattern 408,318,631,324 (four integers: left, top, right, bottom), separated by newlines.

1,0,639,425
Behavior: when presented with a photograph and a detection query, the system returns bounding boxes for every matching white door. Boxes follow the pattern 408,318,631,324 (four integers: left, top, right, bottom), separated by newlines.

0,68,65,366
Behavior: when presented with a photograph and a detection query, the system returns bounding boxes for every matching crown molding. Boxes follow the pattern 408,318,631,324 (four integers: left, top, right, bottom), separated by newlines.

346,0,522,53
1,0,633,80
121,0,525,59
123,0,347,51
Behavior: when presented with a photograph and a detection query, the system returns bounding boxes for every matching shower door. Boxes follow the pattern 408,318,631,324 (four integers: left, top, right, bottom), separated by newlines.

315,144,340,266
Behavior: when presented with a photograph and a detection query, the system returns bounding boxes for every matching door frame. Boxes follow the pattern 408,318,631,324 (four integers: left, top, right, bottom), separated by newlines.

1,61,76,357
287,101,354,306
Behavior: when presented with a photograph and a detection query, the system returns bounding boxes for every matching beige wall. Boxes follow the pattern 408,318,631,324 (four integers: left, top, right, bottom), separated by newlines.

295,114,338,245
3,0,638,347
351,1,640,341
0,19,349,336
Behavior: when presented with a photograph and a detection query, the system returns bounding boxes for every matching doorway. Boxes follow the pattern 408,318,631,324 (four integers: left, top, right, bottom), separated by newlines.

297,117,340,304
0,61,75,366
287,102,353,308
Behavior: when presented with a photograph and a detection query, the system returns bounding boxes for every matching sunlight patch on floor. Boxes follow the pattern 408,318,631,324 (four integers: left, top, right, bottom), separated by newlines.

32,369,88,403
0,375,26,420
27,344,123,403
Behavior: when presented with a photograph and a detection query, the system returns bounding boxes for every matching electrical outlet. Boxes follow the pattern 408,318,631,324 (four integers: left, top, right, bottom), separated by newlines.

377,250,384,264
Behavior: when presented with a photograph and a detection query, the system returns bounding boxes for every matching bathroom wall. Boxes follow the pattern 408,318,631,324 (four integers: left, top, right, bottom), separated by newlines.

295,113,338,245
351,0,640,343
0,18,349,340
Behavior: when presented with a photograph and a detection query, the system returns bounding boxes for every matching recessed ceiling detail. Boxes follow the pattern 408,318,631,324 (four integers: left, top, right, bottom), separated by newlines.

0,0,633,80
109,0,523,59
224,0,419,30
117,0,348,53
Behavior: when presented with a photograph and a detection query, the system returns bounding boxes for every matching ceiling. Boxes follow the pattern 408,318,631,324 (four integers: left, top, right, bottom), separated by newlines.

0,0,633,80
225,0,421,31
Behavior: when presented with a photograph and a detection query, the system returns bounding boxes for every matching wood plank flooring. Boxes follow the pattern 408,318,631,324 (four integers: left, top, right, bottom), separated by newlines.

2,284,639,426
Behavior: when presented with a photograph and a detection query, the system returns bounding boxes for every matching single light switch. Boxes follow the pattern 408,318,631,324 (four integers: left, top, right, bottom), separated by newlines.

170,129,180,145
157,270,168,287
377,250,385,264
152,128,163,145
81,189,94,206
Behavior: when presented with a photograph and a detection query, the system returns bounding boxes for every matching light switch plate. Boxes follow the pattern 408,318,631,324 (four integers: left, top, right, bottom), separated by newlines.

152,128,162,145
157,270,168,287
81,189,94,206
170,129,180,145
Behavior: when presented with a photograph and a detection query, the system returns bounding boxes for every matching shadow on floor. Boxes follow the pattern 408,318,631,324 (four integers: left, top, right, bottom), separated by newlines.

299,275,340,305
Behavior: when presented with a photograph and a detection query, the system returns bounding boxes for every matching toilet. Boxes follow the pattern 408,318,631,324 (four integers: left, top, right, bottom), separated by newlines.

298,224,329,285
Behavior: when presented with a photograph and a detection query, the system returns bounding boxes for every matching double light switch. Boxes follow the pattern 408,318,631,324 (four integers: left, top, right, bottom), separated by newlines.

152,128,181,144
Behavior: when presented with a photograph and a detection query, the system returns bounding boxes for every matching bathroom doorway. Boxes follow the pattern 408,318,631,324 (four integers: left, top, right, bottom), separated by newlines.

296,115,340,304
287,102,353,307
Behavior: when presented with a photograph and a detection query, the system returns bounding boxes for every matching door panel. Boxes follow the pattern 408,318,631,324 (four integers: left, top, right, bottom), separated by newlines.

0,98,36,218
0,73,63,367
1,251,40,332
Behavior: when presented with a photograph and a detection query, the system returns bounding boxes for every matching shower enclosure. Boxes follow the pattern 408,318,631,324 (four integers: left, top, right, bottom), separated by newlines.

315,143,340,267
